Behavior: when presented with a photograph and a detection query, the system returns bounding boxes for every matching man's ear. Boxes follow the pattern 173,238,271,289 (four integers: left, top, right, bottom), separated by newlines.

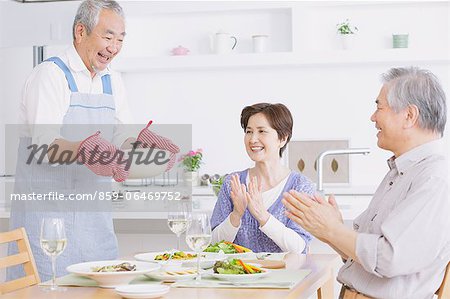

404,104,420,128
74,23,85,43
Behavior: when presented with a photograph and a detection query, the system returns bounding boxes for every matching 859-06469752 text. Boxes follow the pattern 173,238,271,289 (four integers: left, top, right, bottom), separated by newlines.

10,191,182,201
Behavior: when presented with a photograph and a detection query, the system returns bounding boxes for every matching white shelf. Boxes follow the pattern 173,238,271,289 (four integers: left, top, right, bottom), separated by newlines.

113,49,449,72
192,186,215,196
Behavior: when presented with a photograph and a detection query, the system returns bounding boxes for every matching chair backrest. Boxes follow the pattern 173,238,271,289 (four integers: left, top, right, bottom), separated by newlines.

0,227,40,294
436,261,450,299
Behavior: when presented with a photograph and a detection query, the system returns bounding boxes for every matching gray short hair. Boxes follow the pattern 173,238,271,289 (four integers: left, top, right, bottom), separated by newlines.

72,0,124,40
381,67,447,136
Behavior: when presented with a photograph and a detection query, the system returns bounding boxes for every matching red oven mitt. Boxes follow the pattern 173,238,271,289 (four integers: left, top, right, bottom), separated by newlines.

77,131,129,182
136,120,180,171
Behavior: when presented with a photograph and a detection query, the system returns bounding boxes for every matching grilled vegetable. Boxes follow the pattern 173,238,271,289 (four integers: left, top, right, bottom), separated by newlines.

224,241,252,253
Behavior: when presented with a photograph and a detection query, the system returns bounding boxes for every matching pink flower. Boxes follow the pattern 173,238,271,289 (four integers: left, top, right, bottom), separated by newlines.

188,150,196,156
196,148,203,153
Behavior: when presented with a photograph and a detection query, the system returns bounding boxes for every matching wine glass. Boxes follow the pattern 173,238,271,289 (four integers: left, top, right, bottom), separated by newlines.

167,200,191,251
185,212,211,282
40,218,67,291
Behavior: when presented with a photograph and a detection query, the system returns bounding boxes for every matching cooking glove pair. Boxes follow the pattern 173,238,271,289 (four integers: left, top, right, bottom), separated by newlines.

78,122,179,181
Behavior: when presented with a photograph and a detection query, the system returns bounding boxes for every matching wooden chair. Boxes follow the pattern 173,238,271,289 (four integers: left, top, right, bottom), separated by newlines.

436,261,450,299
0,227,40,294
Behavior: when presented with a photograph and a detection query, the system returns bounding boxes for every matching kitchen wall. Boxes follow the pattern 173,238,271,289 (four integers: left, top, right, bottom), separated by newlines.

0,1,448,292
0,1,449,186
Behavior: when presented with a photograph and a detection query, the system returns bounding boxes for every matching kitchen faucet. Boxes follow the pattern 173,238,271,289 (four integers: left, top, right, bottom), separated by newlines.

316,148,370,193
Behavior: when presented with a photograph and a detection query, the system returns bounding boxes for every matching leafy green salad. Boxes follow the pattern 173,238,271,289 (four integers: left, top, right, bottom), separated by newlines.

204,241,252,254
213,259,263,275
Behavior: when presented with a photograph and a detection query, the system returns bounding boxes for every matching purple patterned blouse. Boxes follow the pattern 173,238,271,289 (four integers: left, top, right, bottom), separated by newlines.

210,169,315,253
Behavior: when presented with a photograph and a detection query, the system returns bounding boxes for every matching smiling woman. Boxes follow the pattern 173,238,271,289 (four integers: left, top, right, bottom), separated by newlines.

210,103,315,254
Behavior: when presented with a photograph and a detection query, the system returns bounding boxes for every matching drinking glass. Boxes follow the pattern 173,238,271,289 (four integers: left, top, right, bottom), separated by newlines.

40,218,67,291
185,212,211,282
167,200,191,251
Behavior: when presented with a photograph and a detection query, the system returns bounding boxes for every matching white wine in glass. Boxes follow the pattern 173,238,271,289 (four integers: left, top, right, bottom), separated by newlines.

167,200,191,251
168,218,190,236
185,234,211,252
40,218,67,292
40,239,67,256
185,212,211,282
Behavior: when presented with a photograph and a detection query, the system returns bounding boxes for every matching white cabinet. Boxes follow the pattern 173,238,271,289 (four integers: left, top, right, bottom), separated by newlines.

114,186,216,257
0,47,33,176
118,5,292,58
113,49,449,72
112,2,449,72
192,186,216,213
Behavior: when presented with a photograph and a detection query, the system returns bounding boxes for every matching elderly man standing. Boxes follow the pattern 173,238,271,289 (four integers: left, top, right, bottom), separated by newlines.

283,67,449,299
7,0,178,282
7,0,129,283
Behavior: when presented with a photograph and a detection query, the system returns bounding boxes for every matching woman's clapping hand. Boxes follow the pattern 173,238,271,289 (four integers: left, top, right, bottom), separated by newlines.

229,174,248,227
246,176,270,226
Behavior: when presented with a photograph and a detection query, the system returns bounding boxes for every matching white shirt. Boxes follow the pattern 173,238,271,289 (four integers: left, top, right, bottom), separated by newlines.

337,139,450,299
19,44,132,148
212,173,307,253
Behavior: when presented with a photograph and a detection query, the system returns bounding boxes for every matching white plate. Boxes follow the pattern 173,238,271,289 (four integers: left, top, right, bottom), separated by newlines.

211,269,270,282
125,148,171,179
134,251,221,269
254,252,287,261
66,260,160,288
115,284,170,299
134,251,198,264
203,251,255,260
144,266,197,282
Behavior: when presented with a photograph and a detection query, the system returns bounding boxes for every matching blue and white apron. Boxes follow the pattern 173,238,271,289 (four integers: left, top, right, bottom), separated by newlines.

7,57,118,282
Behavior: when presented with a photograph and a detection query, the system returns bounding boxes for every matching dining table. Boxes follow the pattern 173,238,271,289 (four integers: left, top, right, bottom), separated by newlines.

2,254,339,299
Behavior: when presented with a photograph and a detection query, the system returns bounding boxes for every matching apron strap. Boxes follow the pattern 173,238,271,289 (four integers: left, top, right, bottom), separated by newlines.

101,74,113,95
45,57,78,92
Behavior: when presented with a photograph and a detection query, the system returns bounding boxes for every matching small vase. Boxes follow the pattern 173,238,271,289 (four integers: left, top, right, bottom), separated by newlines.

392,34,409,48
183,171,199,187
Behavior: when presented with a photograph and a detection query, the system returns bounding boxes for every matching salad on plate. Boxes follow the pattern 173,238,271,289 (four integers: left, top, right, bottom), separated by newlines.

154,251,197,261
213,259,262,275
134,251,220,269
211,259,270,282
204,241,252,254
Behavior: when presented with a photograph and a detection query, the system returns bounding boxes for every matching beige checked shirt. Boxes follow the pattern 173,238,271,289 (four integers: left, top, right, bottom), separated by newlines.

337,139,450,299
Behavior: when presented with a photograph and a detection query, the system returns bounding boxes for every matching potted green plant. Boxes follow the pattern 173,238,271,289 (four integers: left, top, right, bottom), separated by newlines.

336,19,358,49
179,149,203,186
210,175,225,196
